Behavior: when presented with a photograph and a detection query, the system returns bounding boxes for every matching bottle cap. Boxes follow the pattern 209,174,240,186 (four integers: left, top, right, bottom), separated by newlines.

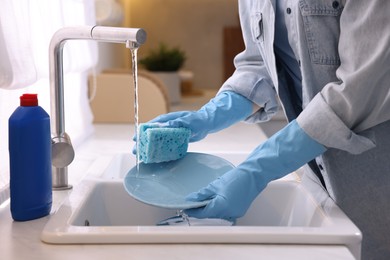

20,94,38,107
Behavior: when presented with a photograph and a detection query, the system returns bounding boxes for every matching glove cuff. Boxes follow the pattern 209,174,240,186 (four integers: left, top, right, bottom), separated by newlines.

201,91,253,133
239,120,326,184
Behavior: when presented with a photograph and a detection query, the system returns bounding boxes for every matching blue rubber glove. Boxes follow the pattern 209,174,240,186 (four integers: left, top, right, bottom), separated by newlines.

184,120,327,221
148,91,253,142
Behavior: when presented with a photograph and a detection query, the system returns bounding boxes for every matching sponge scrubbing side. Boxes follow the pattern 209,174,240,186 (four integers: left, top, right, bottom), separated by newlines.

138,123,191,164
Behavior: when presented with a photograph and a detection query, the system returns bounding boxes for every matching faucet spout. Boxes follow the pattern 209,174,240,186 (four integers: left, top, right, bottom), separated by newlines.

49,26,146,190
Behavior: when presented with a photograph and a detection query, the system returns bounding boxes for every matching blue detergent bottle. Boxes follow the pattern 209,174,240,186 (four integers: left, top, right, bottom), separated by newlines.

9,93,52,221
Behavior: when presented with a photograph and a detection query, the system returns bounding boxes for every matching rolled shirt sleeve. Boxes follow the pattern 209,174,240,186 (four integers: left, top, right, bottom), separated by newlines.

297,0,390,154
219,0,279,123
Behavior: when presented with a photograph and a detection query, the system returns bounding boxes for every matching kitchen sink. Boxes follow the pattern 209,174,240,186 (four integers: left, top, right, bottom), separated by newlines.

41,153,361,259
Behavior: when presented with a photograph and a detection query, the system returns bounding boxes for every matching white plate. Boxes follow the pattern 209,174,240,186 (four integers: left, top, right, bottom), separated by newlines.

123,152,234,209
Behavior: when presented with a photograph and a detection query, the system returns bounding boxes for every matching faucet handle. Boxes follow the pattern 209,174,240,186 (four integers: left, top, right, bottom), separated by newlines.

52,133,75,168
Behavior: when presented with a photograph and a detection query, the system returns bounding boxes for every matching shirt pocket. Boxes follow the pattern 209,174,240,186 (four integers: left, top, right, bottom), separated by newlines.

299,0,344,65
251,12,264,43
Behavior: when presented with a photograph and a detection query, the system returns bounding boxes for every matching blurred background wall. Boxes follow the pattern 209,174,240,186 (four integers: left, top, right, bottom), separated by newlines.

96,0,240,90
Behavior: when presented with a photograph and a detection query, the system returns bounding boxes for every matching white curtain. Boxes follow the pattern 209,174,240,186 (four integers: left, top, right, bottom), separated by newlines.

0,0,98,204
0,0,36,89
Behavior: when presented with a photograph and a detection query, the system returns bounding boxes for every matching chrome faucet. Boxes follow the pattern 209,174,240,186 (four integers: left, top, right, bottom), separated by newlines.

49,26,146,190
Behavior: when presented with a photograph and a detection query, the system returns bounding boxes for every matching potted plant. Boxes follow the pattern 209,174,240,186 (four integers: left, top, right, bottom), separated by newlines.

140,43,186,104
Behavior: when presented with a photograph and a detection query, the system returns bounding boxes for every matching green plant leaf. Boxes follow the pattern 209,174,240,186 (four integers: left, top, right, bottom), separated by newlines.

140,43,186,71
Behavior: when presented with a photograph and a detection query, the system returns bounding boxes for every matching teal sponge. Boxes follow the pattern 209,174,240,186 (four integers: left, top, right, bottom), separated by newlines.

138,123,191,164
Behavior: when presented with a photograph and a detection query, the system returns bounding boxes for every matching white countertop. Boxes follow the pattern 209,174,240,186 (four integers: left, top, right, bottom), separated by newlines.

0,123,355,260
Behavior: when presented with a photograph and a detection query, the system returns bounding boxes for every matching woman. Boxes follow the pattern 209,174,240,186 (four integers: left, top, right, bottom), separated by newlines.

146,1,390,258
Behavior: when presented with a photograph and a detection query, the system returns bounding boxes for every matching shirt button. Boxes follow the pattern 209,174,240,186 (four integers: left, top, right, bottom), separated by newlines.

332,1,339,9
286,7,292,14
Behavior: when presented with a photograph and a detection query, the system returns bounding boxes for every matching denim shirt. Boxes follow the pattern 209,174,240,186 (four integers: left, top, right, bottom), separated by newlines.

219,1,390,257
220,0,390,155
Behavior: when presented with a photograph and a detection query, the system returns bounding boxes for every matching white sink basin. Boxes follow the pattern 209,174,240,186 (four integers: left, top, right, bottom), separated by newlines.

41,153,361,259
